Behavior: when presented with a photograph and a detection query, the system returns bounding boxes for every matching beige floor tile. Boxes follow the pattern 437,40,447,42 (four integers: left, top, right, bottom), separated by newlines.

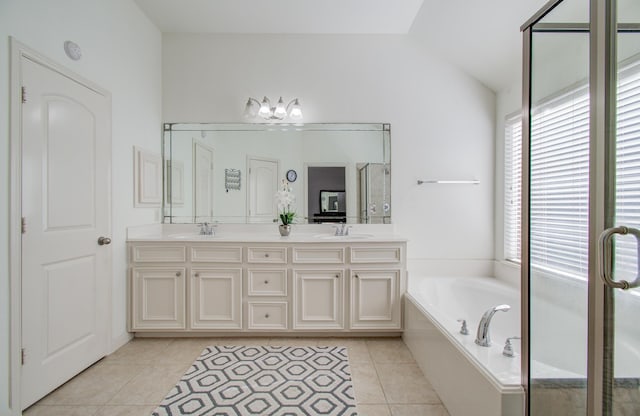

357,404,392,416
366,338,415,364
205,337,272,346
94,405,156,416
158,339,213,365
268,337,329,347
317,338,373,363
104,338,173,364
40,362,145,405
108,364,189,405
24,405,99,416
376,363,441,404
389,404,451,416
350,361,387,404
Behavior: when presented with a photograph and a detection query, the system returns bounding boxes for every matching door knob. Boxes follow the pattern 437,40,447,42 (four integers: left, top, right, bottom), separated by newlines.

98,236,111,245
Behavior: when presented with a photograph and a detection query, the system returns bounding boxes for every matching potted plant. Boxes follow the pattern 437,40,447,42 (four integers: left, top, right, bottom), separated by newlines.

275,179,296,236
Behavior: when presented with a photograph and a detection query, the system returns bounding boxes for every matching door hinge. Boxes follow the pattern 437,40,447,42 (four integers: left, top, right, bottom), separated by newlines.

21,86,27,103
21,348,26,365
21,217,26,234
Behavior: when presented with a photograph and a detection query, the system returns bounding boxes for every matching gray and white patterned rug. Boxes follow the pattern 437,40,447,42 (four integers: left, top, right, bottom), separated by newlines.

152,345,357,416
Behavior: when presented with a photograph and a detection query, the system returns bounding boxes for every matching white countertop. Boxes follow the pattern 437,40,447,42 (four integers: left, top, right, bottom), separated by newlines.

127,223,407,243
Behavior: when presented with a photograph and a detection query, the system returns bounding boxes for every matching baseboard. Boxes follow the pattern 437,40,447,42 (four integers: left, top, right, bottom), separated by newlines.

108,332,133,355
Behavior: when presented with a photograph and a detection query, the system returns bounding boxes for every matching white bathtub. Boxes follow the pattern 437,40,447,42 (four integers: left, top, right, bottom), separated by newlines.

403,276,525,416
403,274,640,416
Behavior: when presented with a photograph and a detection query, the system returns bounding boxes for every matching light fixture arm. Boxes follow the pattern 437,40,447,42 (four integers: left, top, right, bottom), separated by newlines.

285,99,298,111
246,97,262,107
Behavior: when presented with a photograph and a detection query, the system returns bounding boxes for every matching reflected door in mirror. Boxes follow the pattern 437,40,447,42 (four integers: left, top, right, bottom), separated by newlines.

248,157,279,223
194,142,214,220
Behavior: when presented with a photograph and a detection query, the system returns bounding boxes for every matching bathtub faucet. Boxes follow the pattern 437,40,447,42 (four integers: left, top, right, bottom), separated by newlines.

475,304,511,347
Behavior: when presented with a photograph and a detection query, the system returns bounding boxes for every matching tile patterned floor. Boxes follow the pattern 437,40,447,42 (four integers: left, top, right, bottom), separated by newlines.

24,337,450,416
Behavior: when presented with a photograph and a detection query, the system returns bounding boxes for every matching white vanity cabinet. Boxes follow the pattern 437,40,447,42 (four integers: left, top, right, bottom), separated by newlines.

131,267,186,330
129,244,187,330
246,245,289,330
293,269,345,330
350,269,401,329
190,268,242,329
349,246,403,329
189,244,243,330
128,238,406,334
292,246,346,330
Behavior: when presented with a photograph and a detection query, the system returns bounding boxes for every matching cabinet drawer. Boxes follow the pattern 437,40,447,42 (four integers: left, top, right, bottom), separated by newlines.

292,247,345,264
248,302,288,330
350,247,401,263
191,245,242,263
248,269,287,296
131,245,186,263
247,247,287,264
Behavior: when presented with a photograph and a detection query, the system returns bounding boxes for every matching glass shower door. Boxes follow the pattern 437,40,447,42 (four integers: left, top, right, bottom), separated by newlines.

524,0,640,415
527,1,590,414
601,4,640,413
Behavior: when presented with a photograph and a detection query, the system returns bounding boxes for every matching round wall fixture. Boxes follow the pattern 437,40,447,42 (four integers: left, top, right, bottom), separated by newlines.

64,41,82,61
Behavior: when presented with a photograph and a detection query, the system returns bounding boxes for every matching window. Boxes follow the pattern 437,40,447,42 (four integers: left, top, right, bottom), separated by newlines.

614,61,640,282
504,113,522,262
504,59,640,280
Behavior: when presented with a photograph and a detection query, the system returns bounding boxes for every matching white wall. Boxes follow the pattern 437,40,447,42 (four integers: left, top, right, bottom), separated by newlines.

0,1,161,414
163,34,496,261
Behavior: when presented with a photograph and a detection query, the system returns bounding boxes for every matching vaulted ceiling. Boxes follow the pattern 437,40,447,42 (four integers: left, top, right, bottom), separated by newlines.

134,0,550,92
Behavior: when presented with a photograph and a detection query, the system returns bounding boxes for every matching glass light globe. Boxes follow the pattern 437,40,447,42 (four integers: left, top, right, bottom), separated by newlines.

273,97,288,119
258,97,272,119
289,99,303,120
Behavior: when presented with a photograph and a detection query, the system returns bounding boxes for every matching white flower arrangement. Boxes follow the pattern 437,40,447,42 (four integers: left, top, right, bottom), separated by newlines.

275,179,296,225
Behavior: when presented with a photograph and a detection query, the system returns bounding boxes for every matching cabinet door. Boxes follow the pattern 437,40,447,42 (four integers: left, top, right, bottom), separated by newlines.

350,269,400,329
190,268,242,329
293,269,344,330
131,267,185,330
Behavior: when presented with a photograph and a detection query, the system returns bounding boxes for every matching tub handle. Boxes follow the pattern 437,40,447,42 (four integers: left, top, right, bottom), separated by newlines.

456,319,469,335
598,226,640,290
503,336,521,357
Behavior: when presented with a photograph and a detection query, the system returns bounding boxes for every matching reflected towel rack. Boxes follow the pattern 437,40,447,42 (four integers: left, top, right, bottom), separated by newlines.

417,179,480,185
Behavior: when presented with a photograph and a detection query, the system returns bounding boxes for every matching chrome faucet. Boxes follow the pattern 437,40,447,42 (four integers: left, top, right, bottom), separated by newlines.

475,304,510,347
198,222,216,236
333,223,351,236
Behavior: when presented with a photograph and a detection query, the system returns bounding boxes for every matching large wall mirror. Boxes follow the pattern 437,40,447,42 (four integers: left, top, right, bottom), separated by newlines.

163,123,391,224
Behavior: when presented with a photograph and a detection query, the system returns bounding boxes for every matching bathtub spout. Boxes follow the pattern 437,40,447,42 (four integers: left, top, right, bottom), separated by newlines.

475,304,511,347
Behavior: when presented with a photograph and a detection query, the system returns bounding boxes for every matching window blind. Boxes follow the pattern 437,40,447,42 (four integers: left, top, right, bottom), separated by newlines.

614,61,640,282
504,113,522,262
529,86,590,279
504,58,640,281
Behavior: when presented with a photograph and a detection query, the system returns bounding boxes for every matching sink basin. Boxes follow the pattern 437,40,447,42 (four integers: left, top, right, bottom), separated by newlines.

167,233,219,239
313,234,374,240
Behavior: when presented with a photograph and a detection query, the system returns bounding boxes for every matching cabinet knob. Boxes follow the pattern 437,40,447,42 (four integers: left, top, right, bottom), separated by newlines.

265,313,270,319
265,253,270,258
176,271,181,277
264,280,269,284
335,274,339,279
355,274,359,278
195,273,200,278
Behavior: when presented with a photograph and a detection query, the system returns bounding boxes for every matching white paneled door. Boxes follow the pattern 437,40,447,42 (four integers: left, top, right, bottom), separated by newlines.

248,157,279,223
20,56,111,409
193,141,214,221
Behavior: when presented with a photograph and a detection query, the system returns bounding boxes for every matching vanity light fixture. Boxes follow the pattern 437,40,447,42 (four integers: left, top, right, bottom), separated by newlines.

244,96,303,121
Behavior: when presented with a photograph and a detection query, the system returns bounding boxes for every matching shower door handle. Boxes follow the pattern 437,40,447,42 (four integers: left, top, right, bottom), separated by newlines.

598,226,640,290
